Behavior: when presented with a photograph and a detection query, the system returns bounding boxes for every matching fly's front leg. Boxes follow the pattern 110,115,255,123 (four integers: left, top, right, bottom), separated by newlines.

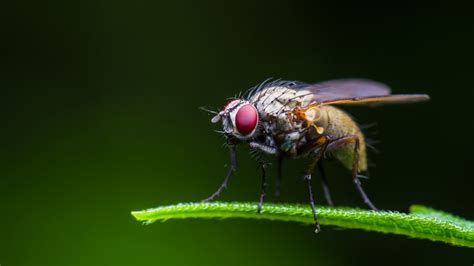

257,160,268,214
202,145,237,202
327,135,379,211
249,142,278,155
304,139,329,233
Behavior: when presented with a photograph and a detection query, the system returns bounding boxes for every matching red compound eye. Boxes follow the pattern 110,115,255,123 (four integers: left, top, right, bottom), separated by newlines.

235,104,258,135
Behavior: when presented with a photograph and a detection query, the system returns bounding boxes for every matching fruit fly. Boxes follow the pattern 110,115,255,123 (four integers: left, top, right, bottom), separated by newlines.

202,79,429,232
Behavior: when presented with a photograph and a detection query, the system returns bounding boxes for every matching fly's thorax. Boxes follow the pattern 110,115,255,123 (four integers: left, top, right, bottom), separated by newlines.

246,85,316,140
256,104,329,157
250,86,314,115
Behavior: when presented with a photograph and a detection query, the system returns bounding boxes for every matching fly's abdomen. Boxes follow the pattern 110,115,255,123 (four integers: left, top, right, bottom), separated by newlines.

322,105,368,172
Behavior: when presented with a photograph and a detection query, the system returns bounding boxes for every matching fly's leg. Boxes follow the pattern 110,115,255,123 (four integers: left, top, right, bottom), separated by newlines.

202,145,237,202
274,155,283,201
257,161,268,214
304,174,320,233
318,161,334,206
304,142,329,233
249,141,278,155
327,135,379,211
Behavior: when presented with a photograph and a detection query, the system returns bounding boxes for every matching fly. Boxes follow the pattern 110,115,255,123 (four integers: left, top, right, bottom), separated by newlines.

202,78,430,232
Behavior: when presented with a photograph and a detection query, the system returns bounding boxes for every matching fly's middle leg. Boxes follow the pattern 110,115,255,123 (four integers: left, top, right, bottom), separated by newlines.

304,141,329,233
317,161,334,206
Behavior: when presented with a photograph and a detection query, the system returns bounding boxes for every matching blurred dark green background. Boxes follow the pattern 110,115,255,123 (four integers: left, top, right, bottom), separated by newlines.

1,1,473,265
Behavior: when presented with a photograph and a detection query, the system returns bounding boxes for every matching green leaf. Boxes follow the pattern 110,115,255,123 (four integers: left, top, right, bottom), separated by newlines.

131,202,474,248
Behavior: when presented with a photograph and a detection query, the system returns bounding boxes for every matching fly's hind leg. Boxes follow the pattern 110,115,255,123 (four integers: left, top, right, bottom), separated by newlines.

327,135,379,211
202,145,237,202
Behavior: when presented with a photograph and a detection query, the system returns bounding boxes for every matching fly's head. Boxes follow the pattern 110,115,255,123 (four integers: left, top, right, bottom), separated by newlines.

211,99,260,142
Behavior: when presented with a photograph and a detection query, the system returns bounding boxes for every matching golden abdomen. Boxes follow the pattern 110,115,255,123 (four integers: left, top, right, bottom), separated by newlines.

322,105,367,172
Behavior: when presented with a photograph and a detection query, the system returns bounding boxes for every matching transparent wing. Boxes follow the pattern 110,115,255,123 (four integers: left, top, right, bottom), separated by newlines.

298,79,429,105
300,79,392,103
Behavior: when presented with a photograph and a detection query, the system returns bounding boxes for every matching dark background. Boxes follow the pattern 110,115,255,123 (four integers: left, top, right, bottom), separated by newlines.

1,1,473,265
